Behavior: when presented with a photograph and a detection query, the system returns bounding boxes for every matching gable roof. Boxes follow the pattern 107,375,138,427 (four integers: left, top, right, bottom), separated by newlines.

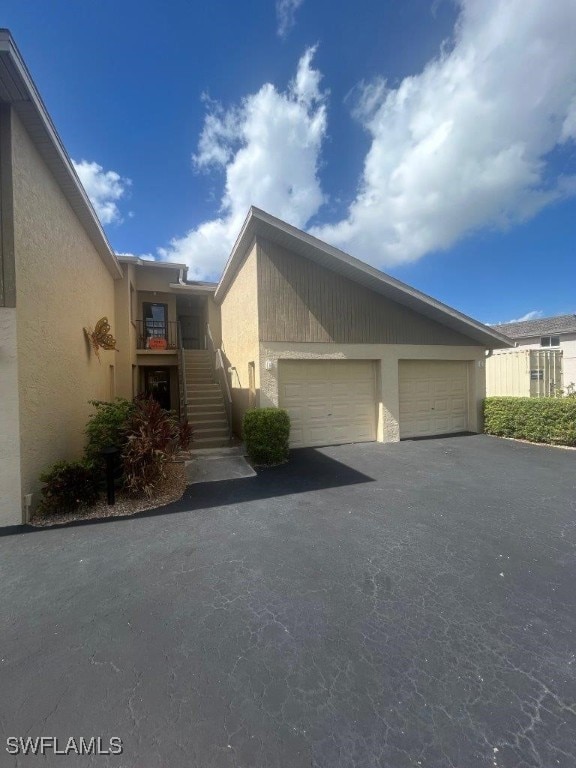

215,207,512,348
493,314,576,339
0,30,121,278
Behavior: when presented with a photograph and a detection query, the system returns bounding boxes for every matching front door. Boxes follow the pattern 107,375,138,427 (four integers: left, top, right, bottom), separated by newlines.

143,368,171,411
180,315,201,349
143,302,168,348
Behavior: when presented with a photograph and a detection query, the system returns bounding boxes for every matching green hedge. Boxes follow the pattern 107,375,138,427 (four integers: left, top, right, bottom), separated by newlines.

484,397,576,446
243,408,291,465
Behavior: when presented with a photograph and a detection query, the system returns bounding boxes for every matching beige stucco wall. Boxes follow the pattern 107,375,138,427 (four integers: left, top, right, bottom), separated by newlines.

219,242,260,434
132,265,182,292
207,296,222,348
259,342,485,443
11,109,117,514
0,307,22,525
114,263,137,399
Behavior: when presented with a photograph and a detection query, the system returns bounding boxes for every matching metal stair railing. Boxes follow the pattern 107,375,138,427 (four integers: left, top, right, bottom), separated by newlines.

206,324,233,438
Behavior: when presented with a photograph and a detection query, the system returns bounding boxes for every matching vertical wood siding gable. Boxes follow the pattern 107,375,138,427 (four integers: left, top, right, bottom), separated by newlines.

257,239,479,346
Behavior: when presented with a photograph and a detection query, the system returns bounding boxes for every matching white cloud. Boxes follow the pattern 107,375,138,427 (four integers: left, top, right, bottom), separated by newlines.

506,310,544,324
162,0,576,280
160,47,327,279
313,0,576,267
72,159,131,225
276,0,304,38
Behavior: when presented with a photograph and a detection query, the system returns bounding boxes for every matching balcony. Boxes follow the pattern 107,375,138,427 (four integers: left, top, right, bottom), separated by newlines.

135,320,179,351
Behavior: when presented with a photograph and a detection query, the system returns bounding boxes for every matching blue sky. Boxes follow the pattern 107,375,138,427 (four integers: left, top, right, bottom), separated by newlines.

2,0,575,325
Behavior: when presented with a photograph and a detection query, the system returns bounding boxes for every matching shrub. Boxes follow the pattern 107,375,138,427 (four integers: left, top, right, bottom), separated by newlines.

121,397,183,497
84,398,135,467
243,408,290,465
484,397,576,446
38,461,100,516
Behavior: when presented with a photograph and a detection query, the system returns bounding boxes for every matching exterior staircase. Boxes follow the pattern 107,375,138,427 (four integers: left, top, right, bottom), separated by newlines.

183,349,232,449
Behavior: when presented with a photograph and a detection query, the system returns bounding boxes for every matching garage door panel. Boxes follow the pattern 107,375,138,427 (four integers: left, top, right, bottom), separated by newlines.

279,360,377,448
331,402,351,418
434,416,451,431
283,382,303,399
399,360,469,439
433,381,450,395
433,398,449,413
290,426,304,444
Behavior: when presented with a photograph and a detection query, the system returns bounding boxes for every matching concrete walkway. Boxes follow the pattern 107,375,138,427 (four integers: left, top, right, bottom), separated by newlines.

185,445,256,484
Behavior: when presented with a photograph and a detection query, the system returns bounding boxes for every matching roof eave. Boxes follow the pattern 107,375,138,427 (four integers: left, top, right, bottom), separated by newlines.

118,255,188,270
168,283,216,293
0,30,122,279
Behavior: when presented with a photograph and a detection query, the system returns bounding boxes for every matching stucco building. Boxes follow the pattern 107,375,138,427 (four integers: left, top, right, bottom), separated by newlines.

0,30,511,527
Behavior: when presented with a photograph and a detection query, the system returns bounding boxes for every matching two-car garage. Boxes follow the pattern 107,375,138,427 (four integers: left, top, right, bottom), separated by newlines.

278,358,471,447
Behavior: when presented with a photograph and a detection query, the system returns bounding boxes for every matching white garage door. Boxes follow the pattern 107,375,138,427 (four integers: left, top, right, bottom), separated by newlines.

279,360,377,448
399,360,469,439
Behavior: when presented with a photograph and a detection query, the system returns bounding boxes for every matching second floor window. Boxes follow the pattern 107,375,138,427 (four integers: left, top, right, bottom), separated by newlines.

540,336,560,347
143,302,168,338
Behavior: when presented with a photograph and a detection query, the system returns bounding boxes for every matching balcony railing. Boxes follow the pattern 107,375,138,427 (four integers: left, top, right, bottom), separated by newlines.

136,320,179,351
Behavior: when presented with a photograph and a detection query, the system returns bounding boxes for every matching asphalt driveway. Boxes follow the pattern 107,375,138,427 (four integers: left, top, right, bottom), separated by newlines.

1,435,575,767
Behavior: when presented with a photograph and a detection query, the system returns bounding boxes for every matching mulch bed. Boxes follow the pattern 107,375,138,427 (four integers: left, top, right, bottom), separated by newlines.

30,462,188,527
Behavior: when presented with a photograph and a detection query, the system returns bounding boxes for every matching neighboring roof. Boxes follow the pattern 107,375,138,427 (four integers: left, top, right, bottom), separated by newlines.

0,30,121,278
492,314,576,339
215,207,512,348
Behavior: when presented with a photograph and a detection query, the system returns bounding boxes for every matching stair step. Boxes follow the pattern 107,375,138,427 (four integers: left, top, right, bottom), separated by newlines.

184,356,211,362
190,413,226,420
187,405,227,414
187,392,223,400
192,419,229,433
187,383,220,390
185,369,213,375
190,413,227,420
187,402,226,410
191,436,232,449
193,426,230,439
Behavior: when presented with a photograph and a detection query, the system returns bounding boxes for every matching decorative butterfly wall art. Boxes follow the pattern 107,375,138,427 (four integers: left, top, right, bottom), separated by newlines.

84,317,118,361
